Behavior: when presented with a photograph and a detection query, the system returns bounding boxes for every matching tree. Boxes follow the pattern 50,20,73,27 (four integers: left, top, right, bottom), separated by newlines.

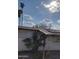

23,31,47,59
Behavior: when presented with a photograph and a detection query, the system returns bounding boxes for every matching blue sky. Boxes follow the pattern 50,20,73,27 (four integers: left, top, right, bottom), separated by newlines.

18,0,60,30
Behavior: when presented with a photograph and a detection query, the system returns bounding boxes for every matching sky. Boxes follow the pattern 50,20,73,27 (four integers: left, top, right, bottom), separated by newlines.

18,0,60,30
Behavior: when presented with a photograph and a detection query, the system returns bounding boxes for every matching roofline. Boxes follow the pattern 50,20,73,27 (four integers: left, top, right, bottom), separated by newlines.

18,26,38,31
18,26,60,36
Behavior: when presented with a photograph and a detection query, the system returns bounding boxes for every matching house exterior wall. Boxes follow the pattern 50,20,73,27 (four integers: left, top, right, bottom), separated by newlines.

18,30,33,51
18,30,60,51
45,36,60,50
39,36,60,50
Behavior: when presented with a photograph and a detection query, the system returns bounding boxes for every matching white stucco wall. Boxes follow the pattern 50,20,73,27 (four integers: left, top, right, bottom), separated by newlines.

18,30,60,51
45,39,60,50
39,36,60,50
18,30,33,51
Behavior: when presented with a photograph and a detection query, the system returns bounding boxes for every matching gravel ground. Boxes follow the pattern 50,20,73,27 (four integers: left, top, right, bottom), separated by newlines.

18,50,60,59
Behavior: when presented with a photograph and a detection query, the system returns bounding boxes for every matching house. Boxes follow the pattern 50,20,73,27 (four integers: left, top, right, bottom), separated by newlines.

18,26,60,51
18,26,60,59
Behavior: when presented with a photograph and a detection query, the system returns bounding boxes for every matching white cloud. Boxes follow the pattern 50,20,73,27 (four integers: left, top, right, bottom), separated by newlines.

52,24,60,30
24,14,33,21
51,19,60,30
23,14,35,27
57,19,60,24
39,18,60,30
39,18,54,29
24,21,35,27
40,18,52,24
42,0,60,13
